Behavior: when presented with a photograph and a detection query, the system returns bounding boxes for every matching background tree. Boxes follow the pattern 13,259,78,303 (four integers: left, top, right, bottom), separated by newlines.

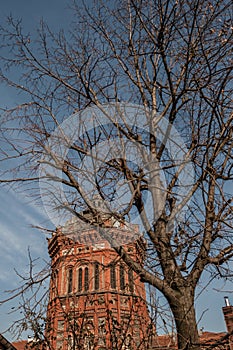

0,240,157,350
0,1,233,349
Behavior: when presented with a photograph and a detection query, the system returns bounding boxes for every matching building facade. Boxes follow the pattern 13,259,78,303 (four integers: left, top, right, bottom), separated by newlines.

45,217,155,350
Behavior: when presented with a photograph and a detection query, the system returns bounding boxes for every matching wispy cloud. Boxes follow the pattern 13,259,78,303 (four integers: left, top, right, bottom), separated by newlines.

0,188,49,285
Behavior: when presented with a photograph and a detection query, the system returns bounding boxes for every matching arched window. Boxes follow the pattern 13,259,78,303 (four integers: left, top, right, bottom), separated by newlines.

94,263,99,290
120,265,125,290
68,335,73,350
84,267,89,291
67,268,73,294
128,268,134,293
110,264,116,289
78,268,83,292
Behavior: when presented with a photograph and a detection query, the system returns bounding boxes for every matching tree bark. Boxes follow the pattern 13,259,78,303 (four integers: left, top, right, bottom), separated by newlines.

168,291,200,350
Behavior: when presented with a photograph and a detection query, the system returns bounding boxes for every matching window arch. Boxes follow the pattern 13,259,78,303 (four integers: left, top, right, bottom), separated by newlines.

120,265,125,290
78,268,83,292
67,268,73,294
94,263,99,290
84,267,89,291
110,264,116,289
67,335,73,350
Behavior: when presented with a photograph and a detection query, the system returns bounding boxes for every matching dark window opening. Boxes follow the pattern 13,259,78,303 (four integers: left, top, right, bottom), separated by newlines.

120,265,125,290
67,268,73,294
110,264,116,289
78,268,82,292
84,267,89,291
128,268,134,293
94,263,99,290
68,335,73,350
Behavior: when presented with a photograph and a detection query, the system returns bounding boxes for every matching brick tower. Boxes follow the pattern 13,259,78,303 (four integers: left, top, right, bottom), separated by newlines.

45,216,155,350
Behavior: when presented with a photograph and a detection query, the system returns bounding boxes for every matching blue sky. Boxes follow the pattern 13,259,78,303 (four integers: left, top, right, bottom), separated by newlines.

0,0,71,31
0,0,232,341
0,0,71,340
0,188,49,338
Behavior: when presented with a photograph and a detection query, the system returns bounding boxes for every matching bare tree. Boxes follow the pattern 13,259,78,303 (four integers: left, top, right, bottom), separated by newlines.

0,243,156,350
0,0,233,349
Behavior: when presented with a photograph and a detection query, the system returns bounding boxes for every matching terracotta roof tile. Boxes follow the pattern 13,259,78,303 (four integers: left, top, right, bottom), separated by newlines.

12,340,27,350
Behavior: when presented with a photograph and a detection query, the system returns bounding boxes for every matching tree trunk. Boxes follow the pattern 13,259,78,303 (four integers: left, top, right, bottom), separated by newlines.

169,292,200,350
